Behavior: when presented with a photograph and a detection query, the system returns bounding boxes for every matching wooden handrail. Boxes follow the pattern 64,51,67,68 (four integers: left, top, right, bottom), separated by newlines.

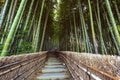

59,52,120,80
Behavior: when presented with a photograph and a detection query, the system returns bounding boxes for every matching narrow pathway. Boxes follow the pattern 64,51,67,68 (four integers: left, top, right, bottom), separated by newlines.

36,53,71,80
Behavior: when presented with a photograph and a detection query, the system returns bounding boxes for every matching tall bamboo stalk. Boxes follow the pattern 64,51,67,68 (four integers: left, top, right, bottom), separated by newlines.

0,0,9,28
34,0,45,52
0,0,14,44
23,0,34,33
16,0,28,48
78,0,86,52
27,1,39,40
1,0,27,56
73,11,79,52
18,0,34,48
78,0,93,53
105,0,120,50
9,0,18,27
113,0,120,23
69,17,75,51
88,0,98,54
105,13,120,55
39,11,49,51
96,0,107,54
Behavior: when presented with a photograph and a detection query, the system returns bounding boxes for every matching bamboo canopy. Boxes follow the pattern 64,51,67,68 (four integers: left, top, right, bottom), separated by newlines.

0,0,119,56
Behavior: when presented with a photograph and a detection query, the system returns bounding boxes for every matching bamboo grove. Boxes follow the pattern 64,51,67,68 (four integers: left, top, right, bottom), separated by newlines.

0,0,120,56
0,0,54,56
57,0,120,55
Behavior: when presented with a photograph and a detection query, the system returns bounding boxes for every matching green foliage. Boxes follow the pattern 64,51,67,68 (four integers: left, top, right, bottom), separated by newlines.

117,25,120,32
0,0,120,56
17,41,34,54
1,0,27,56
0,43,3,53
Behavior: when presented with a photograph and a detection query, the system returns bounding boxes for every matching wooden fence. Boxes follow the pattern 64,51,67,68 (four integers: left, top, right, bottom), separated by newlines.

58,51,120,80
0,52,47,80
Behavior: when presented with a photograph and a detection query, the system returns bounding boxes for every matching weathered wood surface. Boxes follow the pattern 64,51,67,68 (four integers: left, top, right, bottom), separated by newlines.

59,51,120,80
0,52,47,80
0,51,120,80
36,53,71,80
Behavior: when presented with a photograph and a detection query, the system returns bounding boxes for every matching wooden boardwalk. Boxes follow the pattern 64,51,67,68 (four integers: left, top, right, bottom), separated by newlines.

36,54,71,80
0,51,119,80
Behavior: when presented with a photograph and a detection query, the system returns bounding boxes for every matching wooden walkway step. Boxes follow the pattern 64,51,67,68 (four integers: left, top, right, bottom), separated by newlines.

36,54,71,80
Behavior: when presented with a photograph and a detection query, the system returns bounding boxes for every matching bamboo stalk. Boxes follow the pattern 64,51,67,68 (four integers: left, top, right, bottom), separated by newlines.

39,11,49,51
34,0,45,52
0,0,9,28
105,13,120,55
113,0,120,23
0,0,14,44
96,0,107,54
27,1,39,41
88,0,98,54
105,0,120,50
73,11,79,52
1,0,27,56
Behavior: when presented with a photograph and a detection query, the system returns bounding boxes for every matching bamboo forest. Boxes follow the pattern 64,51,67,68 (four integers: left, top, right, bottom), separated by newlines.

0,0,120,80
